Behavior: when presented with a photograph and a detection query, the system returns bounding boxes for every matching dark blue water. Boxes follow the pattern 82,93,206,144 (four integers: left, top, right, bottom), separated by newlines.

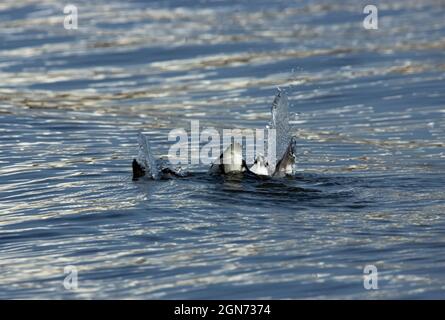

0,0,444,299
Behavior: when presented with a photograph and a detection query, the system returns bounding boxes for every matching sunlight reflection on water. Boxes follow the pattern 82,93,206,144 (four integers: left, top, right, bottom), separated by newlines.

0,0,444,299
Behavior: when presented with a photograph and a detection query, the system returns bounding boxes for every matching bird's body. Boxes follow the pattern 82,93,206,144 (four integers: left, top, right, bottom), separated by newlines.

249,155,270,176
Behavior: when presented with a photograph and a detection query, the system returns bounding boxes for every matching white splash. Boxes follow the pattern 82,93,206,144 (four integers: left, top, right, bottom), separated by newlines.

268,89,295,173
137,132,160,179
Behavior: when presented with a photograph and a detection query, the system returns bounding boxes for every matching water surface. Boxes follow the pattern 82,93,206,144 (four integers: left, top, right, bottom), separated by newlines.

0,0,445,299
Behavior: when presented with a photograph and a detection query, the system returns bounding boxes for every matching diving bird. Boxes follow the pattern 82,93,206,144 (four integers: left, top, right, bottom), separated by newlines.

133,90,297,180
